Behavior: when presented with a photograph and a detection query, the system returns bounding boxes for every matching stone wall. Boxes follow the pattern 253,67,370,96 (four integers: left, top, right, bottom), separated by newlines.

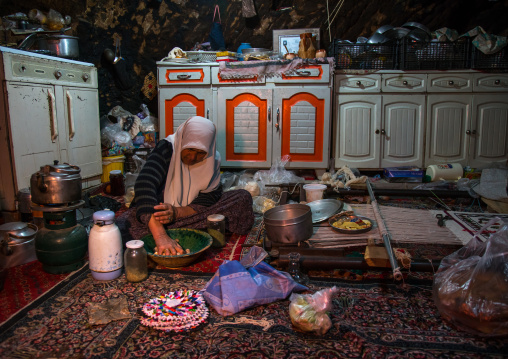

1,0,507,117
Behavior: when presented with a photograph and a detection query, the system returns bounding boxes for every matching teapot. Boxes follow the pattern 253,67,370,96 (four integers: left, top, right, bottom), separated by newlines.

298,33,316,59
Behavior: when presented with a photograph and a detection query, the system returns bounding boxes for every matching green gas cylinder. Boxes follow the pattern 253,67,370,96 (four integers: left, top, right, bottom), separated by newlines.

35,210,88,274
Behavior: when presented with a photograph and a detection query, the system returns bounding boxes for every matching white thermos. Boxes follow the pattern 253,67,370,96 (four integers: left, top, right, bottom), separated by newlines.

88,209,123,280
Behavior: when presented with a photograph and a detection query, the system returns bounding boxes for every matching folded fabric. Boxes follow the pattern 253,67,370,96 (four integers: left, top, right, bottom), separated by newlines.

202,246,308,316
460,26,507,55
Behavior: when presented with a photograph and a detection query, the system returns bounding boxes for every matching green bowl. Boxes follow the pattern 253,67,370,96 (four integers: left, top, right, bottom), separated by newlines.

141,228,213,268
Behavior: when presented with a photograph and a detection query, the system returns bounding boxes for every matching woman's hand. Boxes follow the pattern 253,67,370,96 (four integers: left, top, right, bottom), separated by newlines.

154,232,184,255
153,202,175,224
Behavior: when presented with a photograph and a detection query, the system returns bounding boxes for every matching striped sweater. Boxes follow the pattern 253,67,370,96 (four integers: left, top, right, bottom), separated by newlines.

132,140,222,224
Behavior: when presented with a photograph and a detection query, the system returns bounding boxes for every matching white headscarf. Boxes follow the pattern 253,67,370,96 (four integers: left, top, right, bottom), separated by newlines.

163,116,221,207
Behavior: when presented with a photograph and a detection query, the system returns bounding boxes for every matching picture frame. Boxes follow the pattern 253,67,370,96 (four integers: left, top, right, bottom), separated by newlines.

272,28,320,55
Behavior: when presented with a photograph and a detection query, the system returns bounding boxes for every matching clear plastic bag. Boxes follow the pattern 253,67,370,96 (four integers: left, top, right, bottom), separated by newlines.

433,218,508,337
101,123,133,148
108,106,142,139
253,155,303,195
289,286,338,335
137,104,158,133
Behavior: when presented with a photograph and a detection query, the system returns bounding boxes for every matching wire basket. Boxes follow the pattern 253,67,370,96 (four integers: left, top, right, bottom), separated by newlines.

471,45,508,71
400,39,470,70
329,40,400,70
186,51,217,63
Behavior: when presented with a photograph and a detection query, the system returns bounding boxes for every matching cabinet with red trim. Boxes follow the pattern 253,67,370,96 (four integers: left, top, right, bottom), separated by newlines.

158,61,332,169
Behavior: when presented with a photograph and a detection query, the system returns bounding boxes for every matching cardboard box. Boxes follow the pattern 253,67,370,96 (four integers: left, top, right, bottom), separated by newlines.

383,166,424,183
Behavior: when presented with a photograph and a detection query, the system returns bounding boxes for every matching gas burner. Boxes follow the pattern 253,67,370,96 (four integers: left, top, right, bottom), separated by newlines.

31,200,85,212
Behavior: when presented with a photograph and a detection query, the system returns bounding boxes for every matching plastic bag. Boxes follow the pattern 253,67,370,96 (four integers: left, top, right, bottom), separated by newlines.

203,246,307,316
101,123,133,148
253,155,304,195
252,196,276,214
47,9,64,30
137,104,158,133
433,218,508,337
289,286,338,335
108,106,142,139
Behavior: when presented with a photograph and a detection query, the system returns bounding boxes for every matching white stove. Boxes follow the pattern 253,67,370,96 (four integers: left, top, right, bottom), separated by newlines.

0,46,102,219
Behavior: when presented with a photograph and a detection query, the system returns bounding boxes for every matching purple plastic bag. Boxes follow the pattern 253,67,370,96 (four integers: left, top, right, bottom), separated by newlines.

203,246,308,316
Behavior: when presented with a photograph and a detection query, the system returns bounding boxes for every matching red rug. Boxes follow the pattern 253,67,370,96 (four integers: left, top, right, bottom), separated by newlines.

0,261,69,323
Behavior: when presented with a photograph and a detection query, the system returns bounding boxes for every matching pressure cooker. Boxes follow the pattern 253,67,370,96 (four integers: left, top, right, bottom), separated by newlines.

30,161,82,205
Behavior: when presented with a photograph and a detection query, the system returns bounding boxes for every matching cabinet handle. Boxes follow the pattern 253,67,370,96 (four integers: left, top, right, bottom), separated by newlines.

472,130,477,135
66,91,75,141
296,70,311,76
375,129,380,134
448,80,454,86
275,108,280,131
381,129,386,135
466,130,471,135
403,80,408,86
177,74,191,80
495,79,501,85
47,89,58,142
206,108,210,119
356,81,362,86
268,106,271,122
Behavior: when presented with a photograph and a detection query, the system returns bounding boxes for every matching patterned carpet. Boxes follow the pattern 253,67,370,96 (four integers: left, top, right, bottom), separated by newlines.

0,266,507,358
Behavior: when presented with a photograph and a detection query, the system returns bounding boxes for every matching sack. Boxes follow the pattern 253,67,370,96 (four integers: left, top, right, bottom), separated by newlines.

203,246,308,316
208,5,225,51
433,218,508,337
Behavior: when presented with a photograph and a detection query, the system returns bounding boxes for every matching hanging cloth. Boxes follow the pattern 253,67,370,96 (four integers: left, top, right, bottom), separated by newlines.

209,5,226,51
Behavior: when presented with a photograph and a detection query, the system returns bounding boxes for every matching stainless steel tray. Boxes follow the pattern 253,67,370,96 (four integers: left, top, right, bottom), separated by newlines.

306,199,344,223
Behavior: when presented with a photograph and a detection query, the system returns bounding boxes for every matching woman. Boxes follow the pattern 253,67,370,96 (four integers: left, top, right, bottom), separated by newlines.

118,116,254,256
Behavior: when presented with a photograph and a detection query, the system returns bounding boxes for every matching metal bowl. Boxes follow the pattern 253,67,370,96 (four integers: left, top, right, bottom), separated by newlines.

368,32,390,44
328,214,374,234
402,22,431,36
383,27,410,40
142,228,212,268
242,48,270,54
375,25,395,35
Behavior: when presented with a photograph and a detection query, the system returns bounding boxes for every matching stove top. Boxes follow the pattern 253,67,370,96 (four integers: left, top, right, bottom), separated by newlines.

0,46,92,66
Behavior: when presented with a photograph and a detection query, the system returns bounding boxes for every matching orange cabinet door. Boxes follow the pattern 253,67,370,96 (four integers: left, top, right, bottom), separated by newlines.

217,88,273,168
159,88,212,137
274,87,331,169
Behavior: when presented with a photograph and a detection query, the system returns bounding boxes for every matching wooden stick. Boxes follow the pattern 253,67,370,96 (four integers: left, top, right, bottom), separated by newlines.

366,180,403,280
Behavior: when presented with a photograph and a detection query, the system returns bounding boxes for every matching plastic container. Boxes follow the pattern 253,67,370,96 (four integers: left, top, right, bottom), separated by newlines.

88,210,123,280
207,214,226,247
124,240,148,282
303,184,327,203
237,43,252,61
109,170,125,196
101,155,125,183
426,163,463,181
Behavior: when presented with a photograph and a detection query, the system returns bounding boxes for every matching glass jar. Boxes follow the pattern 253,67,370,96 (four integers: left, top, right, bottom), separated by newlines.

207,214,226,248
124,240,148,282
109,170,125,196
287,252,309,285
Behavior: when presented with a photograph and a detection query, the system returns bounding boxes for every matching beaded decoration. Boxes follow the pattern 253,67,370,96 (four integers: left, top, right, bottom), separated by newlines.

140,290,208,332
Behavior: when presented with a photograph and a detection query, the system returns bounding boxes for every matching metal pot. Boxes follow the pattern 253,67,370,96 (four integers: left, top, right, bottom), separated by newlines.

18,32,79,59
0,222,38,268
30,161,82,205
263,204,313,245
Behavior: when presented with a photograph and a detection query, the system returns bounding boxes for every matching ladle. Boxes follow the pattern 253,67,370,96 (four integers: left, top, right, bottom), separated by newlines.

113,38,123,64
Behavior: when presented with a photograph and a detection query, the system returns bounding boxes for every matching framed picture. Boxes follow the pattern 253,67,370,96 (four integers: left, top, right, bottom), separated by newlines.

272,28,320,55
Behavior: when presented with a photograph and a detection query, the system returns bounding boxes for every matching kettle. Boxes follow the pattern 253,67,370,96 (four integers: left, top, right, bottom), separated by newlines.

30,161,82,205
88,210,123,280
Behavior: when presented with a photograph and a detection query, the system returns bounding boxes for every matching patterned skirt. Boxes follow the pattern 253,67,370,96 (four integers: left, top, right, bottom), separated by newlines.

117,189,254,243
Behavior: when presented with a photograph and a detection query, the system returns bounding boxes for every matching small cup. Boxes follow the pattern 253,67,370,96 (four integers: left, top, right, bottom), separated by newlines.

315,49,327,58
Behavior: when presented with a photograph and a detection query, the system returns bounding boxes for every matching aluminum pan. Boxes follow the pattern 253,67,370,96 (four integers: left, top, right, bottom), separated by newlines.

306,199,344,223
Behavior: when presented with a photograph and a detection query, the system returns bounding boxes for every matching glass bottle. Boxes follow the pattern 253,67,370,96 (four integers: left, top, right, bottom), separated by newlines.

207,214,226,248
109,170,125,196
287,252,309,285
124,240,148,282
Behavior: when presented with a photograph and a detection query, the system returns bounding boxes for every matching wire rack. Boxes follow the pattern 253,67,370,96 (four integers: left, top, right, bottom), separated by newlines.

400,39,471,70
329,40,400,70
186,51,217,63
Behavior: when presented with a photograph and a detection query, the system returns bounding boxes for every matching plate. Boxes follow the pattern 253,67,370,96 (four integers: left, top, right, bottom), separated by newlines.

306,199,343,223
328,214,374,234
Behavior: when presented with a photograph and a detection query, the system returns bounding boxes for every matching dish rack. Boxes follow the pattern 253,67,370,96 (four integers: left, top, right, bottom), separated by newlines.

186,51,217,63
400,38,471,70
329,40,400,70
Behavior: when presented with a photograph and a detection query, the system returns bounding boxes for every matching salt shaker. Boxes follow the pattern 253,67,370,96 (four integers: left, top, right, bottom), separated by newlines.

124,240,148,282
207,214,226,247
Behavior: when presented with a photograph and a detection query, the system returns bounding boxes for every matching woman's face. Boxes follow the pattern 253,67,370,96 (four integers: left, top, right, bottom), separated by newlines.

181,148,207,166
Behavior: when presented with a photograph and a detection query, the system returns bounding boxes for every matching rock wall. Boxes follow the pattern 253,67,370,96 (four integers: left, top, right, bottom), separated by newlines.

1,0,507,116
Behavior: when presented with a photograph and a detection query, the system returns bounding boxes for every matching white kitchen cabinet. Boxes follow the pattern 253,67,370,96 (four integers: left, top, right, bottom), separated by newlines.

157,61,332,169
334,70,508,170
334,73,425,169
0,47,101,216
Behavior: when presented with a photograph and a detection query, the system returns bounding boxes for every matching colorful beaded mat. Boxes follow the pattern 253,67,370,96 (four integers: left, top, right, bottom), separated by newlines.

140,290,208,332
